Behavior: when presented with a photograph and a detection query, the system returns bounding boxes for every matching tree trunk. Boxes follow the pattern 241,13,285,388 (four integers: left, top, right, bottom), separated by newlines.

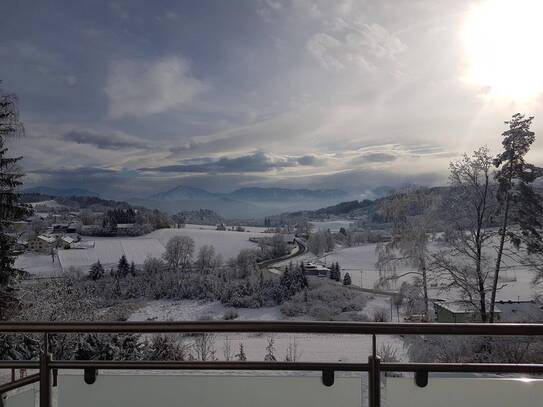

421,264,429,321
490,193,511,323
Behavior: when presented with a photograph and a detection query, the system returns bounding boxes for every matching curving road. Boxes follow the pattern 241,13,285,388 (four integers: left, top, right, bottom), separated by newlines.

257,237,309,268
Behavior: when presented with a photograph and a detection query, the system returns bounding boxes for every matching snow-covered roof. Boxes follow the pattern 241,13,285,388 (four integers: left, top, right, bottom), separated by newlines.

495,300,543,322
434,301,501,314
61,236,76,244
36,235,56,244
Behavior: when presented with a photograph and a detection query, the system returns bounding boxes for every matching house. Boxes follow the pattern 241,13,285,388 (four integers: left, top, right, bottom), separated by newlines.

60,235,77,249
28,235,56,253
433,301,502,323
495,300,543,322
303,262,330,277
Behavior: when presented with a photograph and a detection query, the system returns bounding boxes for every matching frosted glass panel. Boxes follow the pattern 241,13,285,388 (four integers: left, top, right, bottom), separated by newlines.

387,377,543,407
58,373,362,407
3,387,35,407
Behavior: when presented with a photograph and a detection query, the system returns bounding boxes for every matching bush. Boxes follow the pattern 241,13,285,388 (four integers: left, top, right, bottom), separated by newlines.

372,307,390,322
223,308,239,320
280,279,368,320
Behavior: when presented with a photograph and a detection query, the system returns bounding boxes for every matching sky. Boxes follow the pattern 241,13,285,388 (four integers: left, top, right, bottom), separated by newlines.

2,0,543,199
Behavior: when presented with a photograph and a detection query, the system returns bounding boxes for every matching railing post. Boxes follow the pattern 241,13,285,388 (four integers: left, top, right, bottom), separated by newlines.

368,334,381,407
40,334,52,407
368,355,381,407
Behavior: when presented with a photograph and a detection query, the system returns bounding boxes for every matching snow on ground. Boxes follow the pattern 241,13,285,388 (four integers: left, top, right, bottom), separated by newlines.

29,200,66,209
19,227,265,275
146,228,264,259
185,224,269,233
326,242,538,301
57,238,165,271
310,220,355,232
14,253,61,277
128,299,406,363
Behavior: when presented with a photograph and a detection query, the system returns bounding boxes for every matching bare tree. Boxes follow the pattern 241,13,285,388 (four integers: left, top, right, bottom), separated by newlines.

194,245,217,274
433,147,496,322
284,337,302,362
163,236,194,272
376,187,437,320
193,333,216,361
223,336,233,361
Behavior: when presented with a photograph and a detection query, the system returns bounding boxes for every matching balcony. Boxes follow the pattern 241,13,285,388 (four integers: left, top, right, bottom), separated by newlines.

1,321,543,406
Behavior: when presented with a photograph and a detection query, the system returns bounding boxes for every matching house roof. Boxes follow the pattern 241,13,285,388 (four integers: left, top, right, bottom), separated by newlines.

36,235,56,244
495,300,543,322
434,301,502,315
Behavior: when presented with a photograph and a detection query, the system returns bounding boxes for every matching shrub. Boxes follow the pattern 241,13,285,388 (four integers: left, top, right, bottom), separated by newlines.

372,307,390,322
223,308,239,320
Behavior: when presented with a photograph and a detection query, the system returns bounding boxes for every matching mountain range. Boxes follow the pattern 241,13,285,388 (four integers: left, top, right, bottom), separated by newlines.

132,185,353,218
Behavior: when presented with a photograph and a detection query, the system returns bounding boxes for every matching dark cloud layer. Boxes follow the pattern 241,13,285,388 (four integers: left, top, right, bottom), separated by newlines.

61,130,147,150
140,152,323,173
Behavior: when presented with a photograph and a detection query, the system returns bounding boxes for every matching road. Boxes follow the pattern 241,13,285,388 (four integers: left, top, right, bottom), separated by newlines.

257,237,309,268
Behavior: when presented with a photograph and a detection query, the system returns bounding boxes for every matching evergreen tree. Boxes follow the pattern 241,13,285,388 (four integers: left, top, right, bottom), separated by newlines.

0,88,31,313
118,255,130,278
129,261,136,277
89,260,105,281
490,114,542,322
335,262,342,282
343,272,351,286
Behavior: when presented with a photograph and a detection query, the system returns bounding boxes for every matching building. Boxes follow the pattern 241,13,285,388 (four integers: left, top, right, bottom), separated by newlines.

27,235,56,253
495,300,543,322
433,301,502,323
303,262,330,277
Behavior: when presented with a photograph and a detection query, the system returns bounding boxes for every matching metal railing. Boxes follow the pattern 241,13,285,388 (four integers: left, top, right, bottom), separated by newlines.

1,321,543,407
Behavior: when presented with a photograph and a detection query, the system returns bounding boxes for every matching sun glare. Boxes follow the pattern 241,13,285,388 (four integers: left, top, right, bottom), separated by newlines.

462,0,543,101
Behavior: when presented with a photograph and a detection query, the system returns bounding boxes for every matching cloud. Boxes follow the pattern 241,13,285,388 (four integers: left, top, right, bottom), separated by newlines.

306,14,406,72
104,56,208,118
354,152,398,163
61,130,148,150
306,33,346,71
140,152,324,173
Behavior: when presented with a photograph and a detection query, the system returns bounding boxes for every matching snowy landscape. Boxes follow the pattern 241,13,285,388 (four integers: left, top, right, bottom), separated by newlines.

3,2,543,404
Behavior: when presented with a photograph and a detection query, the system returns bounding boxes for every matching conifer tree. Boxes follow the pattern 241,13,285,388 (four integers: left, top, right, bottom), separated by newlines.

129,261,136,277
0,87,31,313
490,114,542,322
343,272,351,286
118,255,130,278
89,260,105,281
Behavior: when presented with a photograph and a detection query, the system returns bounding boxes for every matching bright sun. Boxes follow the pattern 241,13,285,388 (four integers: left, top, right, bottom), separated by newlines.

462,0,543,101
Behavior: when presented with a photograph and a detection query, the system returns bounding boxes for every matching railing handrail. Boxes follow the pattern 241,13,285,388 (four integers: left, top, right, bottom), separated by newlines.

1,320,543,335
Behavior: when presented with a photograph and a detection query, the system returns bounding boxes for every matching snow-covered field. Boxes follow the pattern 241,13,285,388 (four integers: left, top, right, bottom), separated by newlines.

129,299,406,363
146,228,264,259
326,242,538,301
14,253,61,277
17,226,265,275
29,200,66,209
57,238,165,271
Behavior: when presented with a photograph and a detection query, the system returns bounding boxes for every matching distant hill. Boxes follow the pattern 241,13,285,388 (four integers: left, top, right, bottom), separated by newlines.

175,209,224,226
132,185,352,218
22,192,132,210
24,186,99,197
149,185,217,201
227,187,348,202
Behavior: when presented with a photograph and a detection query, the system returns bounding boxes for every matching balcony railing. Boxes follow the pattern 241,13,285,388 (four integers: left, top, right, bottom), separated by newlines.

1,321,543,407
